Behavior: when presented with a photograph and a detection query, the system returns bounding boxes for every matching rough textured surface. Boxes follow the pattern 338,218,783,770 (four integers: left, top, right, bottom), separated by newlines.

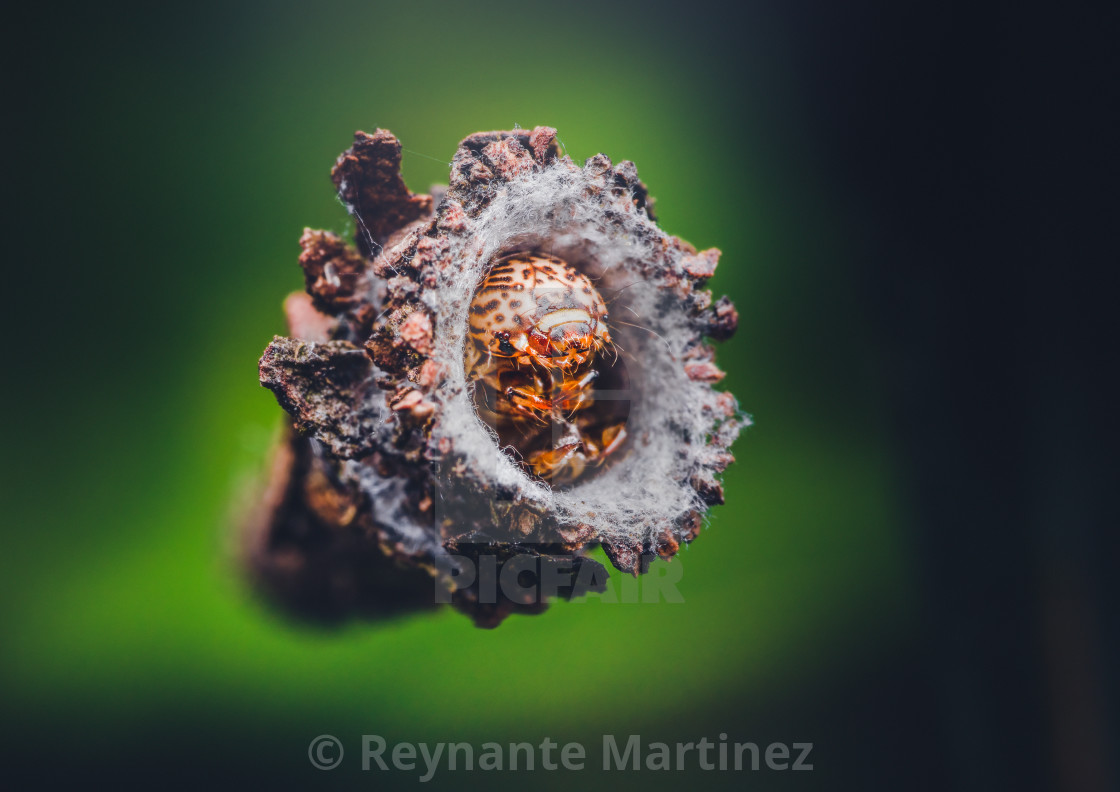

249,127,745,626
258,337,386,459
331,130,433,252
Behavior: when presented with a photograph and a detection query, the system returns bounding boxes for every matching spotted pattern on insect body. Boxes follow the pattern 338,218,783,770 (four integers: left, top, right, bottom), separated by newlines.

467,253,611,369
465,252,627,484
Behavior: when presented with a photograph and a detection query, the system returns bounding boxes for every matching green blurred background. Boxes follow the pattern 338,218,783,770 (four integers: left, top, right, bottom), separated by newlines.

4,1,1114,789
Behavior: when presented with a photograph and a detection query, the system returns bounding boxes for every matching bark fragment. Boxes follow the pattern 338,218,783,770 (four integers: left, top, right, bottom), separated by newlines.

331,129,433,251
258,338,384,459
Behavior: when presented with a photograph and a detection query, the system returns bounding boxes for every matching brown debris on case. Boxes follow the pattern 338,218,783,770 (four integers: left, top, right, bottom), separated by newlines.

331,129,434,251
258,337,384,460
297,229,372,314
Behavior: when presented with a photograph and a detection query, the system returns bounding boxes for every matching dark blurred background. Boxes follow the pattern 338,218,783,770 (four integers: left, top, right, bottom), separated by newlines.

3,1,1115,789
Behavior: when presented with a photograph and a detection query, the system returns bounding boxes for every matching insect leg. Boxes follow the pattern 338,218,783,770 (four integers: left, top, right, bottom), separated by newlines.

549,369,598,415
587,423,627,467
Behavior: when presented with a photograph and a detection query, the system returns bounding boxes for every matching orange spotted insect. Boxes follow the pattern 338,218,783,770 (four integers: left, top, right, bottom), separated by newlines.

466,252,628,483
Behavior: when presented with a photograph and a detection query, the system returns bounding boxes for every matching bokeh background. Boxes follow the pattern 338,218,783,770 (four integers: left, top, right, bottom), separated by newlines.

4,1,1115,789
